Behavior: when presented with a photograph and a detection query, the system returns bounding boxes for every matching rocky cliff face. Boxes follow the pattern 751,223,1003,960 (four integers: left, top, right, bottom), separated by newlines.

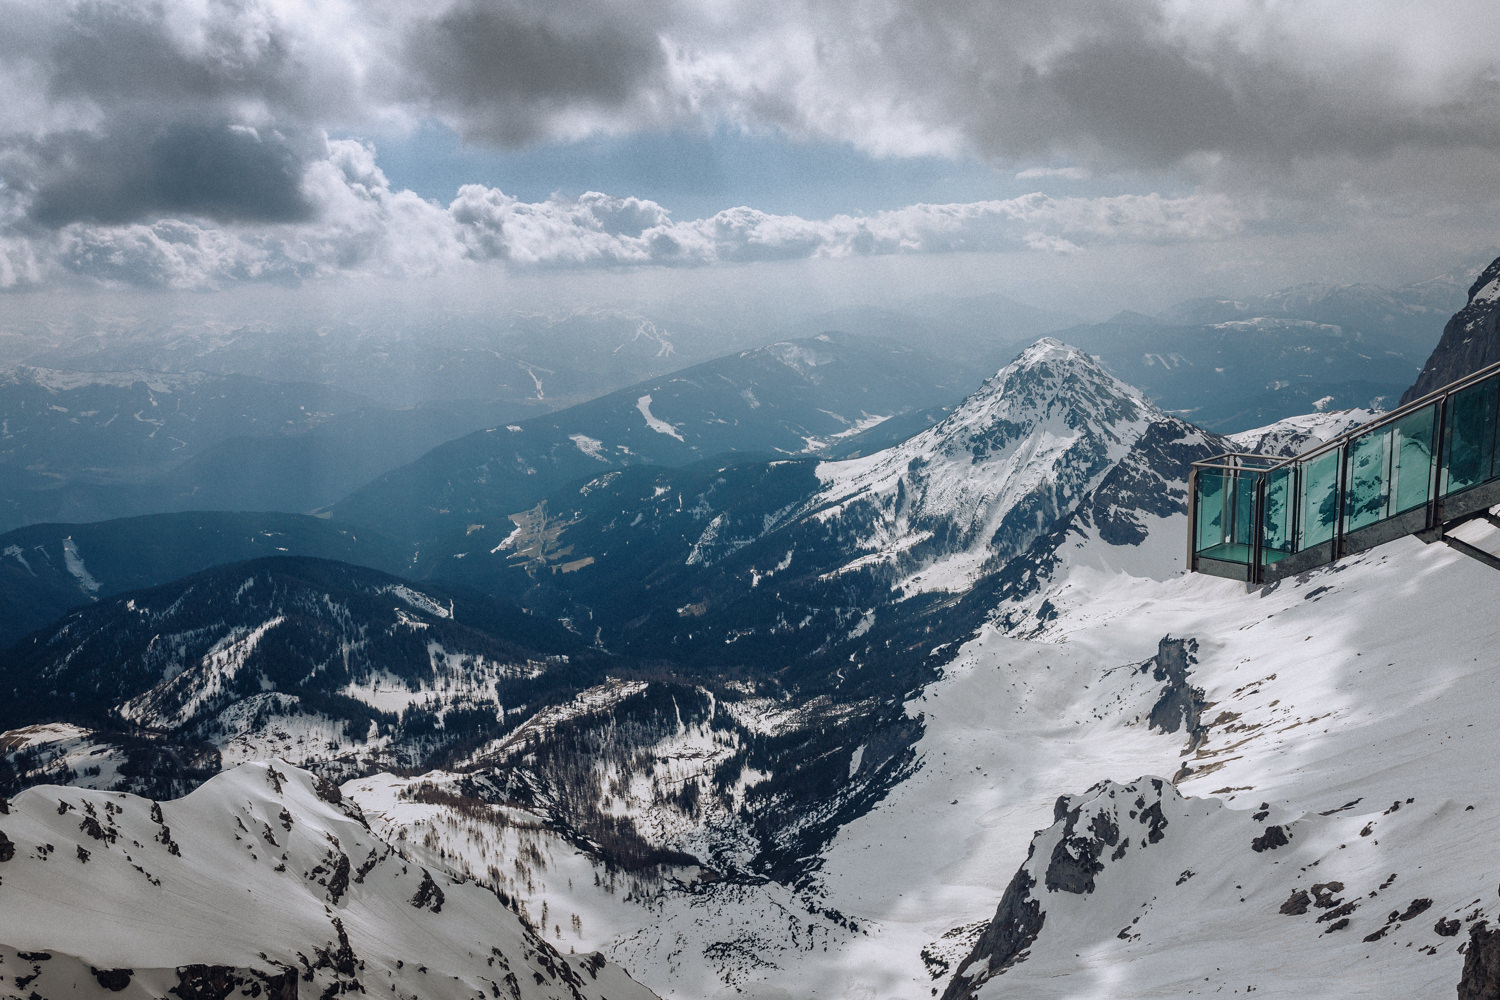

1401,254,1500,403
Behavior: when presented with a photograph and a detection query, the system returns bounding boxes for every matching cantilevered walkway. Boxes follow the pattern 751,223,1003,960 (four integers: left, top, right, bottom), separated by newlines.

1189,358,1500,584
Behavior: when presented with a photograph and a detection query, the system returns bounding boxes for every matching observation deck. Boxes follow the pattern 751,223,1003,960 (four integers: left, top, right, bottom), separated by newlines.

1189,359,1500,584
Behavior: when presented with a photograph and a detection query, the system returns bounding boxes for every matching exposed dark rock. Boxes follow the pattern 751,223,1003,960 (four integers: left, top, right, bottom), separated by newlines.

1280,889,1311,916
91,967,133,991
1145,637,1208,753
1402,255,1500,404
170,964,243,1000
312,916,359,978
1398,898,1434,920
353,849,380,884
411,868,446,913
1045,801,1119,894
79,815,112,842
580,952,607,979
1311,882,1345,908
1440,918,1464,937
1139,798,1168,845
312,775,342,806
939,868,1044,1000
325,851,351,905
1251,825,1290,852
1458,921,1500,1000
0,826,13,863
1317,901,1358,924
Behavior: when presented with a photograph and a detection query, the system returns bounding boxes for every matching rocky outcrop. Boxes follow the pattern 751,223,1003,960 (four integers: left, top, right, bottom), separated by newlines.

939,868,1044,1000
1145,637,1208,753
1458,921,1500,1000
940,777,1179,1000
1401,255,1500,404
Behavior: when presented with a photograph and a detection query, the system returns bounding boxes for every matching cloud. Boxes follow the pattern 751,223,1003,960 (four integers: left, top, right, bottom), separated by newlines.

445,187,1249,271
1,0,1498,293
0,129,1249,290
1016,167,1091,181
11,0,1500,189
654,1,1500,179
27,122,317,227
399,0,678,145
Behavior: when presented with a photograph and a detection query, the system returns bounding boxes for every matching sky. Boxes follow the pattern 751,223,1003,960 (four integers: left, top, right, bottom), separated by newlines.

2,0,1500,332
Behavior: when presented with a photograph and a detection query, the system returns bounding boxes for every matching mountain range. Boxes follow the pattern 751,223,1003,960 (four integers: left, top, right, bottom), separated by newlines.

3,256,1500,998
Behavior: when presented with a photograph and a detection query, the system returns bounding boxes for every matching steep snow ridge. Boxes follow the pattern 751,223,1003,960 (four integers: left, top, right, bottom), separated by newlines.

0,761,659,1000
813,340,1161,593
985,419,1230,634
118,617,286,729
468,680,652,762
1230,407,1380,458
379,582,452,619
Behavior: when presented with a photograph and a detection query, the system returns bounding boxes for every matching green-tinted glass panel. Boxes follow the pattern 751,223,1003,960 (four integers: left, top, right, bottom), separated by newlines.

1194,469,1226,554
1390,404,1436,514
1298,449,1339,549
1261,466,1294,559
1233,470,1257,550
1443,376,1498,495
1345,428,1391,531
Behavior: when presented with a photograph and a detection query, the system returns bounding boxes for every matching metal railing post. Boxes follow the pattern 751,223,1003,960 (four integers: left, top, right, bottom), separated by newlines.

1251,472,1266,586
1429,393,1449,530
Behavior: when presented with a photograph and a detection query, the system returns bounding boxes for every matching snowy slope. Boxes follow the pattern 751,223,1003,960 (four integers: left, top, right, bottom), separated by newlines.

8,331,1497,1000
342,484,1499,1000
940,530,1500,999
0,760,658,1000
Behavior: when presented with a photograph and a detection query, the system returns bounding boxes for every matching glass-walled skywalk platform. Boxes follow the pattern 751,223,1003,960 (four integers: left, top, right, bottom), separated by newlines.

1189,358,1500,585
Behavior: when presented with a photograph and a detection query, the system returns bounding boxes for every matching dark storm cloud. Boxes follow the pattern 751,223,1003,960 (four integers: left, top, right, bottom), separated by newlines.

28,122,317,227
402,0,675,146
999,26,1497,169
44,1,295,107
702,0,1500,174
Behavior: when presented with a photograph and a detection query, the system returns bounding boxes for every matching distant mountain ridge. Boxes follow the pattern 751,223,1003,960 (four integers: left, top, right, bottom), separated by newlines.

0,511,409,648
333,332,970,542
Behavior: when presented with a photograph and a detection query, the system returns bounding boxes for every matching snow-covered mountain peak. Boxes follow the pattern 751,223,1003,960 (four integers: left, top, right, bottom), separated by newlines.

950,336,1156,429
812,339,1165,592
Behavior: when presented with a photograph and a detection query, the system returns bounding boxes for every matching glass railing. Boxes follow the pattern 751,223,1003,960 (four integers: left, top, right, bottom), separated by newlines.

1190,359,1500,583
